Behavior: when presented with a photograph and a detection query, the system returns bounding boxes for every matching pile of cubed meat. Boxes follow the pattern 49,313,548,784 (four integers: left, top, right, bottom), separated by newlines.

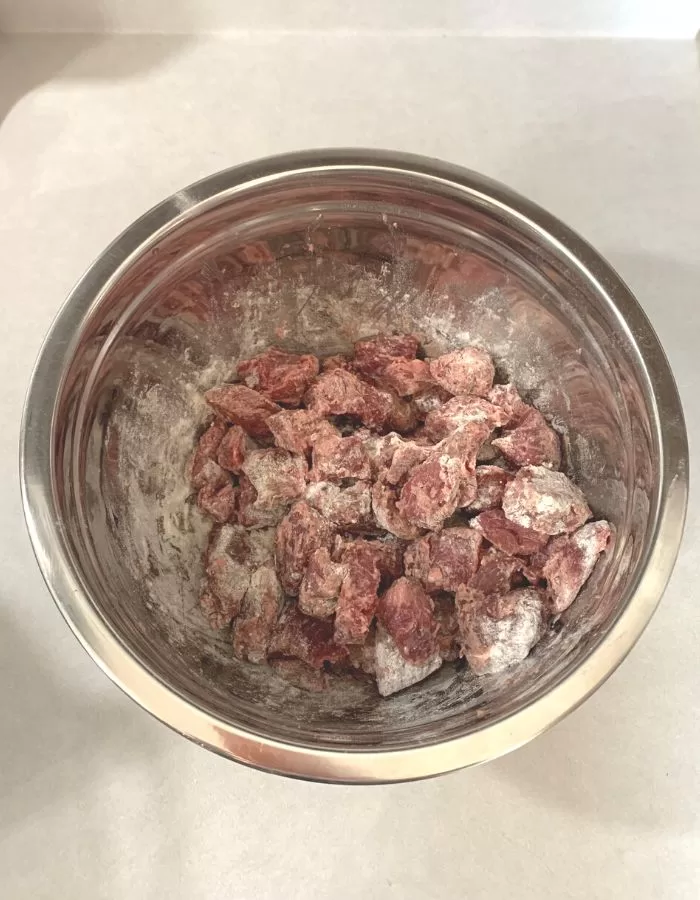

188,336,611,696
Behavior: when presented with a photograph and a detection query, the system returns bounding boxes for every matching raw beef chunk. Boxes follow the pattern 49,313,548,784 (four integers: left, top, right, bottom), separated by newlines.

238,347,319,405
205,384,281,439
502,466,591,535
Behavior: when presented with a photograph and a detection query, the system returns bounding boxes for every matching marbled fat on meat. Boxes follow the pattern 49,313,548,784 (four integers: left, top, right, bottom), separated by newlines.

423,396,507,442
237,474,287,529
352,333,420,378
268,408,340,454
371,480,422,540
379,358,435,396
487,382,530,426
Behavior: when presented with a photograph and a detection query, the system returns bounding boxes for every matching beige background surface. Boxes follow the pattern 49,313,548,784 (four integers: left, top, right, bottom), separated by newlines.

0,23,698,900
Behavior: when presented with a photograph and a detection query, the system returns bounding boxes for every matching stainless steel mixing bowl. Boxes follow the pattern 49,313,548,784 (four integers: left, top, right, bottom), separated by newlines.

20,150,688,782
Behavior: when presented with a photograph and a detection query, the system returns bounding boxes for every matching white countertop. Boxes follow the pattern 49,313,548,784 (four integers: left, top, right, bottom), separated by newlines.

1,32,698,899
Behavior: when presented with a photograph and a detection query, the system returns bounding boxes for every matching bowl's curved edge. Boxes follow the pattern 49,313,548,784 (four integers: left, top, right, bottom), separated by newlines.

19,149,689,783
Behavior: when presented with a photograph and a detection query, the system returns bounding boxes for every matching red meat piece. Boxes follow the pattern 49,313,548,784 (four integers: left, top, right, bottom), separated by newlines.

379,358,435,397
217,425,253,473
363,431,405,475
270,659,329,692
423,396,508,442
237,347,319,406
241,448,307,506
268,606,348,668
298,547,346,619
304,368,370,420
465,466,513,512
310,433,372,482
373,625,441,697
202,526,255,625
352,333,420,378
437,426,492,477
305,369,416,433
331,535,406,580
321,354,351,373
334,541,382,645
380,388,420,434
377,577,439,664
275,501,333,595
458,470,478,508
454,548,526,635
189,417,228,487
429,346,495,397
459,587,546,675
470,548,524,596
208,522,275,569
305,481,374,530
433,594,460,661
502,465,591,535
232,566,284,663
267,408,339,454
205,384,281,439
413,384,452,418
371,480,422,540
471,508,550,557
384,440,432,485
197,482,238,524
237,474,287,529
397,455,462,531
404,527,482,593
492,407,561,469
371,537,406,580
487,382,530,426
541,520,611,613
190,458,229,492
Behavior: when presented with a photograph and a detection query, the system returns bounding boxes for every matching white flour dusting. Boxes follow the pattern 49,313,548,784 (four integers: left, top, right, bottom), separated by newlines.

95,248,627,729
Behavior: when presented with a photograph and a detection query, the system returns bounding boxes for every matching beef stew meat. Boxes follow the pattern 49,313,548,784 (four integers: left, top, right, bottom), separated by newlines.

188,338,610,696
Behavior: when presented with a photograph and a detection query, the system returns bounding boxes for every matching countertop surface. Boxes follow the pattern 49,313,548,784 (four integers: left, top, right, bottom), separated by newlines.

1,33,698,899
